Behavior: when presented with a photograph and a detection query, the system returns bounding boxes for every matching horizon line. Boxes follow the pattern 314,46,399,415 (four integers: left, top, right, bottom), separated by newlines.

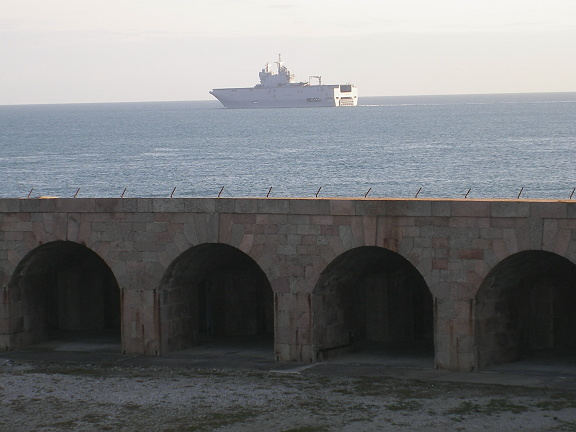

2,90,576,107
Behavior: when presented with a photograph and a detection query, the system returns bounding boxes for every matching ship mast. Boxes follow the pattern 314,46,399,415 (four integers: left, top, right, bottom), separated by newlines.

275,53,283,73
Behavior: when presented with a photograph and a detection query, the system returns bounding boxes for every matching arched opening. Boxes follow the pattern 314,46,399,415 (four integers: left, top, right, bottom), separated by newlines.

159,243,273,356
312,246,434,365
475,250,576,370
8,241,121,350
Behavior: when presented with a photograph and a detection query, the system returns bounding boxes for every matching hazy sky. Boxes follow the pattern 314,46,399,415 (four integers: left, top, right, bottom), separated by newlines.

2,0,575,104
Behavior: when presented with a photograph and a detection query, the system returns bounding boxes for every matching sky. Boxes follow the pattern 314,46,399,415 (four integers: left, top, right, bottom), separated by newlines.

1,0,575,105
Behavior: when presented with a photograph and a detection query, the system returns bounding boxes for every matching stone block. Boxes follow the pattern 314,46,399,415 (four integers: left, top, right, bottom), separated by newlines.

277,244,297,256
119,198,139,212
290,199,330,215
432,237,449,249
67,217,92,245
414,237,432,248
183,214,218,245
300,344,316,363
338,225,355,251
1,220,30,233
435,299,457,319
214,198,235,213
184,198,216,213
490,218,516,228
559,219,576,230
296,224,321,236
362,216,377,246
290,343,305,362
432,259,448,270
0,199,20,212
286,234,301,246
271,277,290,294
480,227,503,239
310,215,333,225
431,200,451,217
18,199,42,212
451,200,491,217
386,200,432,217
330,200,355,216
137,198,154,212
567,202,576,218
354,200,388,216
452,352,476,371
3,231,23,241
449,217,490,228
552,231,571,256
419,226,452,240
275,343,291,361
530,201,567,218
491,201,529,218
542,219,558,251
503,228,521,254
41,213,68,238
434,350,450,370
434,247,448,258
56,198,96,213
94,198,124,213
234,198,258,213
257,199,290,214
152,198,186,212
257,213,287,225
457,249,484,260
37,198,58,212
417,216,449,227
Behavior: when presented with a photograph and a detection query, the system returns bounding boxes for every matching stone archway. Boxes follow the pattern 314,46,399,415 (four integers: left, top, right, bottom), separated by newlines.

475,250,576,369
158,243,273,354
312,246,434,362
7,241,121,349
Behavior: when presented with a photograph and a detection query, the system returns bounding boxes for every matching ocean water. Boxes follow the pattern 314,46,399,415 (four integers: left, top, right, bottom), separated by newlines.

1,93,575,200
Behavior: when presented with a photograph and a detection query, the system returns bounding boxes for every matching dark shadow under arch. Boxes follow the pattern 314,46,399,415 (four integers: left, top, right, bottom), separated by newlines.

312,246,434,362
158,243,273,354
475,250,576,369
8,241,121,349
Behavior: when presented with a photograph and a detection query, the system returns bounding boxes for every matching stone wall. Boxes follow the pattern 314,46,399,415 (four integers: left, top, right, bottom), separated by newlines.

1,197,575,371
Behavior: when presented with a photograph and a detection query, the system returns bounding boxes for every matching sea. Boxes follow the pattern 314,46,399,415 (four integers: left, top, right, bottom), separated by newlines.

1,93,575,200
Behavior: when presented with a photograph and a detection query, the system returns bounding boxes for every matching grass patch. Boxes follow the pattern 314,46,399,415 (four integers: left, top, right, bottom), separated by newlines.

385,400,423,412
532,392,576,411
446,398,529,417
164,409,259,431
280,427,329,432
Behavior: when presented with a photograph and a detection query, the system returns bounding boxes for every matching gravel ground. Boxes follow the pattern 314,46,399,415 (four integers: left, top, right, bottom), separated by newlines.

1,360,576,432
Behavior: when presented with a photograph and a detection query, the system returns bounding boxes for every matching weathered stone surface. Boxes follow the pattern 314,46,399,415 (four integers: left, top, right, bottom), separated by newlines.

491,201,529,218
330,199,354,215
0,197,574,373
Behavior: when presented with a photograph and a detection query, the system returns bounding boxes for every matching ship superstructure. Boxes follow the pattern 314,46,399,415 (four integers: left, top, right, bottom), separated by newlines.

210,55,358,108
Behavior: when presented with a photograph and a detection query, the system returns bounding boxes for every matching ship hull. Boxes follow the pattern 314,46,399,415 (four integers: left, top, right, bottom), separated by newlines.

210,84,358,109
